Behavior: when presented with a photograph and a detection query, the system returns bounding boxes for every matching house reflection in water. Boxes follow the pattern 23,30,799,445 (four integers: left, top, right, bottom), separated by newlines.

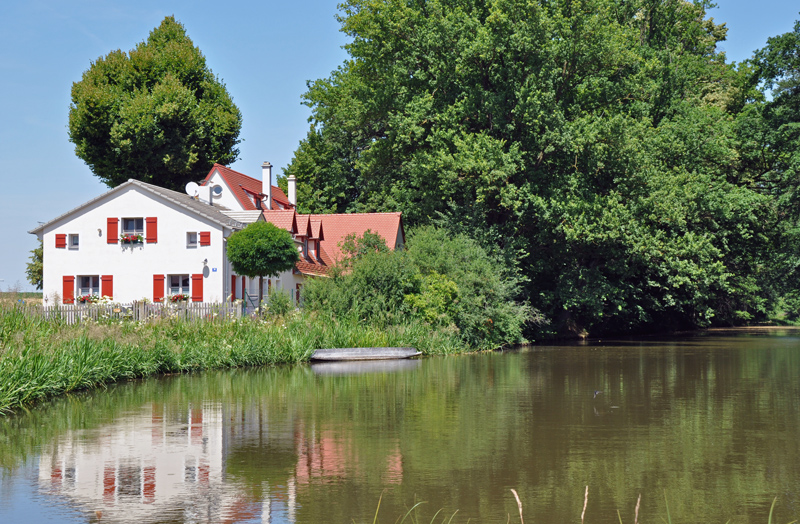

38,400,404,522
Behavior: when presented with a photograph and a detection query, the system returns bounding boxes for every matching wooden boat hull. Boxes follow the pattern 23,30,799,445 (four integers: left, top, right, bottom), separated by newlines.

310,347,421,361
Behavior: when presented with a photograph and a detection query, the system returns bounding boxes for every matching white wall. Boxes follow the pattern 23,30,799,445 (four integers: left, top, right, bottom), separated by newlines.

204,170,254,210
39,186,231,304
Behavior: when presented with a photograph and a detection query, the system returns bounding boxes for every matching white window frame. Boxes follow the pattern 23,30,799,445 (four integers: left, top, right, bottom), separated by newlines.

168,274,190,295
78,275,100,296
122,218,144,235
68,234,79,250
186,232,198,247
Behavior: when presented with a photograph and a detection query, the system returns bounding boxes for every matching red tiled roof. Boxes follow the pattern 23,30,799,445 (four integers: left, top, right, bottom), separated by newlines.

262,209,297,233
295,242,335,276
308,212,404,263
202,163,293,211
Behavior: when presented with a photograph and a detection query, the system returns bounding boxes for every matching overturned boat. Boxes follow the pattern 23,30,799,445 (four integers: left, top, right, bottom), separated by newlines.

310,347,421,361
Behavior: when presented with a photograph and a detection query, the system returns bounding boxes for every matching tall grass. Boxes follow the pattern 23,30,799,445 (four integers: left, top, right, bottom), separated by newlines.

0,303,468,414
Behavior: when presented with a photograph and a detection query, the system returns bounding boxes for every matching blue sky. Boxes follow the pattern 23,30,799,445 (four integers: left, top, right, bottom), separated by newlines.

0,0,797,291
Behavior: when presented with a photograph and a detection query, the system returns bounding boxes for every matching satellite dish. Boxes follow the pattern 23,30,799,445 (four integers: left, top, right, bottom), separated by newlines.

212,185,223,196
185,182,199,197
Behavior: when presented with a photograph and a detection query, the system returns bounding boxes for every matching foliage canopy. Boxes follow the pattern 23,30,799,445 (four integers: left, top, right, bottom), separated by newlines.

227,222,299,280
68,16,242,191
288,0,790,335
25,240,43,291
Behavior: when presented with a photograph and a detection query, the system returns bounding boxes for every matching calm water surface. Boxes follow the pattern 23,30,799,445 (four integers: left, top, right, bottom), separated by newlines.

2,328,800,523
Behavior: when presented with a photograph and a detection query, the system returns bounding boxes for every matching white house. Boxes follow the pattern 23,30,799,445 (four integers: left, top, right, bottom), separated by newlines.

29,179,262,305
30,161,405,306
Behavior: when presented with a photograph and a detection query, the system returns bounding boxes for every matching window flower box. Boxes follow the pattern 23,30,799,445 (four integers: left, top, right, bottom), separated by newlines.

169,293,190,303
78,294,100,304
120,234,144,244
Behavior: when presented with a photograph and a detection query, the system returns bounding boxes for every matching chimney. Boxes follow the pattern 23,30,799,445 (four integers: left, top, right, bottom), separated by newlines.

288,174,297,207
261,161,272,210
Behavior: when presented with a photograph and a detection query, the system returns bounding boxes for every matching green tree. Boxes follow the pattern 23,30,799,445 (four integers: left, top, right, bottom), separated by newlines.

737,18,800,320
227,222,299,304
25,240,43,291
288,0,776,336
68,16,242,191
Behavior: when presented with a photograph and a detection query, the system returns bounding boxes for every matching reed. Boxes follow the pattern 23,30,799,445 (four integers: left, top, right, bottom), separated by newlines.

0,303,471,414
362,491,798,524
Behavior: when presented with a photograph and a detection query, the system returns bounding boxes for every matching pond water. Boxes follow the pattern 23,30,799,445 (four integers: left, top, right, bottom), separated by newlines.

1,328,800,523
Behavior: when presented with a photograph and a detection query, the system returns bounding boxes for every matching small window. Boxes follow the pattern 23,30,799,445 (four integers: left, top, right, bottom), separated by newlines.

187,232,198,247
122,218,144,235
79,275,100,296
69,234,79,249
169,275,190,295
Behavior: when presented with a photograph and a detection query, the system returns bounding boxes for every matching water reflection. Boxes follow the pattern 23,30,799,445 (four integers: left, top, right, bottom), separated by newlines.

36,402,297,523
2,330,800,523
310,359,421,375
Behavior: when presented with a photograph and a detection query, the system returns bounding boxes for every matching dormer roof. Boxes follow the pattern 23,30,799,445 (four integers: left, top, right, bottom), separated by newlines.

295,214,310,237
310,219,324,241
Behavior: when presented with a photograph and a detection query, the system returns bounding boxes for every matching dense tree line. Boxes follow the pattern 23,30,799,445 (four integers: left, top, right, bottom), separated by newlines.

286,0,800,336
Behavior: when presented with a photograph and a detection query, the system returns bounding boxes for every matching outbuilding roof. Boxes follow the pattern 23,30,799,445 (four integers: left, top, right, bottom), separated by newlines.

309,212,404,263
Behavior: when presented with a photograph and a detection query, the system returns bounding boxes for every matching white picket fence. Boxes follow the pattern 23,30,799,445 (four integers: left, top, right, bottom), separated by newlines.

27,301,244,324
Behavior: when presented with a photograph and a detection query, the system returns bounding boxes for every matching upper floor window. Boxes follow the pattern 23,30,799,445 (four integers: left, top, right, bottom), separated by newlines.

187,232,198,247
122,218,144,235
69,234,79,249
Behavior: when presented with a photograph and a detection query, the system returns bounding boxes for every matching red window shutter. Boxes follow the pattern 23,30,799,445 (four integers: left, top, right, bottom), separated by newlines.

146,217,158,243
143,466,155,504
55,234,67,248
107,218,118,244
62,276,74,304
199,231,211,246
153,274,165,302
191,274,203,302
231,275,236,299
101,275,113,299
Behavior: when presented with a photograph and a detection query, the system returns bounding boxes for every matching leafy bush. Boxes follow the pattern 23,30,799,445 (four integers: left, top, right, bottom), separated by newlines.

265,288,293,317
303,226,534,349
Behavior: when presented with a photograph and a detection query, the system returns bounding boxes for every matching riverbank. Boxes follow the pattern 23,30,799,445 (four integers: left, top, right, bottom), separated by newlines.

0,302,466,415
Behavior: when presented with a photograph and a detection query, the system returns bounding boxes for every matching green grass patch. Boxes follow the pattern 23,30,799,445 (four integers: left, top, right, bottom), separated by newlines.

0,303,468,415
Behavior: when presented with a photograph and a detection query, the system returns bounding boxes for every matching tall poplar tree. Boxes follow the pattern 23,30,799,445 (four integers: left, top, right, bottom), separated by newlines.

68,16,242,191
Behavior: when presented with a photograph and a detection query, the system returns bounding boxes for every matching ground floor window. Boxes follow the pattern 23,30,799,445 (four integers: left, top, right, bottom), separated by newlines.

169,275,190,295
79,275,99,296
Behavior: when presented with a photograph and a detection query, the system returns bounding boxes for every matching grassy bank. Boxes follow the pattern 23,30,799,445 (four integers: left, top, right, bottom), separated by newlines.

0,302,465,415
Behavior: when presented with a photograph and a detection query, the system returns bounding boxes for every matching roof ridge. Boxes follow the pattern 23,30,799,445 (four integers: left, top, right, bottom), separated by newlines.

304,211,402,217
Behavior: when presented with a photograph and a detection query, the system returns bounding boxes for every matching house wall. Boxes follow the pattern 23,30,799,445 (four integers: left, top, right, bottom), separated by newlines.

204,170,249,210
39,186,230,304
